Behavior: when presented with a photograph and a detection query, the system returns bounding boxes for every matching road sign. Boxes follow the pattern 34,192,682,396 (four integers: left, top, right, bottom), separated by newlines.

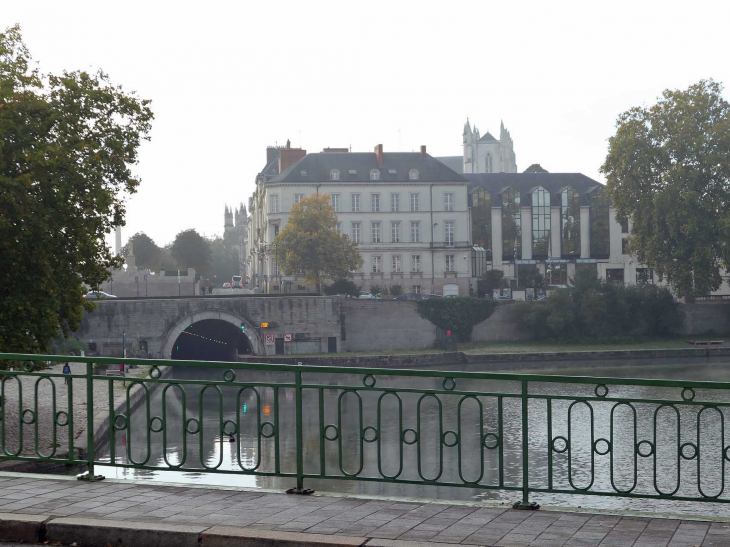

263,274,268,279
265,333,275,344
283,333,293,343
255,273,259,278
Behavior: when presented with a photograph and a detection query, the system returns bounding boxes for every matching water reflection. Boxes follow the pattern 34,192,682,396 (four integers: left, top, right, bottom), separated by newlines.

98,356,730,516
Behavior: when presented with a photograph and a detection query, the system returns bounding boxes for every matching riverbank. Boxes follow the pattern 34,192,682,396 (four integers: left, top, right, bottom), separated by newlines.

0,472,726,547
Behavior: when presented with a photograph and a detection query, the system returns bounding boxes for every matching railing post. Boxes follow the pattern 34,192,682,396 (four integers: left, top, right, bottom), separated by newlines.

514,379,538,509
287,368,312,494
78,361,104,481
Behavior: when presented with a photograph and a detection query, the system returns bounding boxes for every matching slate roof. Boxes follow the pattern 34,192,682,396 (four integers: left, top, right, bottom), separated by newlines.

269,152,468,184
466,173,607,207
259,153,281,181
434,156,463,174
478,132,498,143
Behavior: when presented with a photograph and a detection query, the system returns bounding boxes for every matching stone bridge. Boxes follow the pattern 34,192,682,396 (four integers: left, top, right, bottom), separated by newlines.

73,295,343,359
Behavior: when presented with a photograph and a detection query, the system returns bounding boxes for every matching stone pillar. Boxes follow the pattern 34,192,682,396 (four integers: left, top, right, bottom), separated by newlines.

550,206,561,258
491,207,503,267
580,206,591,258
520,206,532,260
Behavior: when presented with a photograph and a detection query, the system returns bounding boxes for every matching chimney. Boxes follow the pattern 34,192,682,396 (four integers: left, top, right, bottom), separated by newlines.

374,144,383,167
420,145,427,157
279,147,306,173
266,146,278,166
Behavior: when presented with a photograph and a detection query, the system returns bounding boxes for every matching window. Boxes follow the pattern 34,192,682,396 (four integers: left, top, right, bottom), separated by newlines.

330,169,340,181
351,222,361,243
561,187,580,256
412,285,422,294
371,194,380,212
270,195,280,213
372,256,381,273
410,193,419,212
501,187,521,260
471,188,491,251
391,221,401,243
622,238,630,255
444,221,454,247
370,169,380,181
409,169,419,180
636,268,653,284
486,153,492,173
294,194,305,204
618,215,629,233
531,187,550,257
300,170,307,177
411,255,421,272
371,222,381,243
410,221,420,242
335,222,342,236
273,224,280,237
590,186,610,258
391,193,400,212
330,194,340,212
392,255,401,273
445,254,455,271
351,194,360,212
606,268,624,284
444,193,454,212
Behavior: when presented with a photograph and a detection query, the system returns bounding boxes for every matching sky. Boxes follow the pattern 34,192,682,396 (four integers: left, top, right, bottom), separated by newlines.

4,0,730,248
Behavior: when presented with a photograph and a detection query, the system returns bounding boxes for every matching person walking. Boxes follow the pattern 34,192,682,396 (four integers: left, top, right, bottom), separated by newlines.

62,362,71,385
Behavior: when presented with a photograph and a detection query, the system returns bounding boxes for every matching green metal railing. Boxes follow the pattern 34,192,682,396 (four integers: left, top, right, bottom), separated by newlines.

1,353,729,508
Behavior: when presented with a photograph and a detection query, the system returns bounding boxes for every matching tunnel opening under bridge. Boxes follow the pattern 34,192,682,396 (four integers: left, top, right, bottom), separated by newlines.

170,319,252,362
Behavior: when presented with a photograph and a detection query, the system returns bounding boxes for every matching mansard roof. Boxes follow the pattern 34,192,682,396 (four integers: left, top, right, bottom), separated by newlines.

466,173,607,207
478,132,498,143
270,152,468,184
434,156,463,174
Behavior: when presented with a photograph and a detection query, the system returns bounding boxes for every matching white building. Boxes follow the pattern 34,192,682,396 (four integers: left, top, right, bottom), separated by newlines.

437,119,517,175
246,143,472,296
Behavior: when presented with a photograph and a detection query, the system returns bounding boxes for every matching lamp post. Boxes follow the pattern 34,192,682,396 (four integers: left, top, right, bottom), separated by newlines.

272,244,279,293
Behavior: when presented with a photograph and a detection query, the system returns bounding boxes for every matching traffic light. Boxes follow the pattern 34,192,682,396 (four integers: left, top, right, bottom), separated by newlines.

240,322,246,331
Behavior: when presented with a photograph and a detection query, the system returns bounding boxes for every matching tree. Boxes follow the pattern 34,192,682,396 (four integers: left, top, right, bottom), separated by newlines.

124,232,162,272
601,79,730,299
417,298,497,342
518,265,545,289
275,194,363,287
477,270,506,298
370,285,382,298
0,26,153,355
323,279,359,298
208,237,239,286
524,164,548,173
171,229,212,275
390,284,403,297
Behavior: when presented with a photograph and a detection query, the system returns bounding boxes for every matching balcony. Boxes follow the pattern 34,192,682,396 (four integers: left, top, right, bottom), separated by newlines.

430,241,470,249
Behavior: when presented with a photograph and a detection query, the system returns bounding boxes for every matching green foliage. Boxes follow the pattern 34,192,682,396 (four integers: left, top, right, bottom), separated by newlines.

276,194,363,287
601,79,730,299
125,232,162,272
0,25,153,355
171,229,212,275
389,284,403,297
208,237,239,286
518,265,545,289
524,164,548,173
514,277,683,342
477,270,506,297
417,298,498,342
48,334,84,356
323,278,359,298
370,285,382,298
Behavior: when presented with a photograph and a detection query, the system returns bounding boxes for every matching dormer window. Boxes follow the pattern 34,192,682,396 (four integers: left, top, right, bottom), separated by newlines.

370,169,380,181
348,169,357,176
409,169,419,180
300,170,308,177
330,169,340,181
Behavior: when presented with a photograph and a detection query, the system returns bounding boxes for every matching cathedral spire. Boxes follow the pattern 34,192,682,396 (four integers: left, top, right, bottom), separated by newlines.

463,118,472,136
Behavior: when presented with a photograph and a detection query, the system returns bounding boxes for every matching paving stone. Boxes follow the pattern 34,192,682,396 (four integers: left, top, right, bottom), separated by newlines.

203,525,366,546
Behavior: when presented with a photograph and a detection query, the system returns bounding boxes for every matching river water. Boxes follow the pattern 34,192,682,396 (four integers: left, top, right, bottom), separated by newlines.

98,355,730,516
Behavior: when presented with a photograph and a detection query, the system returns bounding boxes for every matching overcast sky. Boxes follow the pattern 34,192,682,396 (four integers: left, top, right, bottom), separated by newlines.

5,0,730,248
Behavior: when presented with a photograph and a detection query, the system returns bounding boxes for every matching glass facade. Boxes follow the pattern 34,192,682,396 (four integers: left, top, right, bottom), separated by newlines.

502,188,521,260
471,188,491,251
589,186,610,258
532,187,550,257
561,187,580,256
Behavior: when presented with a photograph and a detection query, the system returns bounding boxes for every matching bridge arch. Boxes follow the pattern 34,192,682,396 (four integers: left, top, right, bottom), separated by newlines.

160,309,265,360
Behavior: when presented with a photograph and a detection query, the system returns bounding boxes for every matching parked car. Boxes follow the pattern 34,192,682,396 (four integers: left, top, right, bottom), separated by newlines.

358,291,375,299
84,291,117,300
494,295,512,302
394,293,423,301
222,282,232,288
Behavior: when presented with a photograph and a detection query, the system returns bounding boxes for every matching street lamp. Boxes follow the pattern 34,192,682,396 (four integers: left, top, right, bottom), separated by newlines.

272,244,279,293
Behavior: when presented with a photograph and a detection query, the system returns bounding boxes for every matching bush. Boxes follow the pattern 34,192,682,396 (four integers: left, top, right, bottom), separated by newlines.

390,284,403,296
323,279,359,298
370,285,382,298
477,270,506,298
417,297,497,342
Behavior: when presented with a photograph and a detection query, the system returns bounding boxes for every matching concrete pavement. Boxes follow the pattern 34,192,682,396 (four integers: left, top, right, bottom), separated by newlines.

0,472,728,547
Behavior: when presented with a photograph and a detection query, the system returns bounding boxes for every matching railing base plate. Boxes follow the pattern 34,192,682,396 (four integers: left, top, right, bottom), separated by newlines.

286,487,314,495
512,501,540,510
77,472,105,482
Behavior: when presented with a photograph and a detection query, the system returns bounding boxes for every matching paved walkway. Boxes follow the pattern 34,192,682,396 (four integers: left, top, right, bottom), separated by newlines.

0,473,729,547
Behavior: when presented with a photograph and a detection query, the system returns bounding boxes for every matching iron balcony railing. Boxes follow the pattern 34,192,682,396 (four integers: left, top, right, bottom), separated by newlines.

0,353,729,508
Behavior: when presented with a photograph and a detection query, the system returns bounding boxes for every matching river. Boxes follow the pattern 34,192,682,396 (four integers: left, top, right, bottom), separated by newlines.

97,355,730,516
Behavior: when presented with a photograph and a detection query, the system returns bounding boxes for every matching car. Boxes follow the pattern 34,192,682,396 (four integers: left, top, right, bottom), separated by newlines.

358,291,375,299
494,295,512,302
394,293,423,301
222,282,232,288
84,291,117,300
231,275,243,288
425,294,442,299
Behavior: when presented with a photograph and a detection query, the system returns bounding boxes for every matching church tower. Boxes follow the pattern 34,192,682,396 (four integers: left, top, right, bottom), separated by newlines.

224,205,234,235
462,118,517,174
